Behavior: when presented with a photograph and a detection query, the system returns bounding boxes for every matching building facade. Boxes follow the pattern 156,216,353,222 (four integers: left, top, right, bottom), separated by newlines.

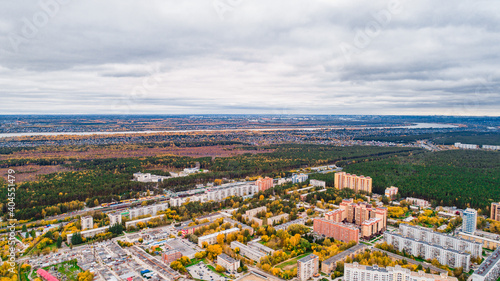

108,212,122,226
399,224,482,257
406,197,430,208
313,218,359,243
129,202,169,219
384,186,399,199
231,241,267,262
256,177,274,192
297,254,319,281
344,263,458,281
462,208,477,234
361,218,383,239
310,179,326,188
384,232,471,271
198,228,240,247
292,174,309,184
334,172,372,193
217,253,240,273
162,250,182,265
491,203,500,222
206,182,259,202
81,216,93,230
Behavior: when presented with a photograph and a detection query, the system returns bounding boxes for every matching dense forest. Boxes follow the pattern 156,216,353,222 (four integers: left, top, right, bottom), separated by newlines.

0,142,498,220
355,131,500,145
345,149,500,211
0,144,418,220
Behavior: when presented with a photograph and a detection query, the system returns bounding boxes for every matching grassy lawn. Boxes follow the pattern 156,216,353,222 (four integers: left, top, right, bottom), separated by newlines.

207,264,229,278
186,258,205,268
43,260,83,281
275,252,312,270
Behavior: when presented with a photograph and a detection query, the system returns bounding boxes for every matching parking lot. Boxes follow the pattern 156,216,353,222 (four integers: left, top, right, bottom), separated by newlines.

187,263,228,281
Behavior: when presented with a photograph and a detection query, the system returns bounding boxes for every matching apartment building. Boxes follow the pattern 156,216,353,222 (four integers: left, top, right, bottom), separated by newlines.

297,254,319,281
325,209,344,222
292,173,309,184
170,193,208,207
217,253,240,273
406,197,431,208
313,218,359,243
344,263,458,281
321,244,367,274
471,247,500,281
491,203,500,222
256,177,274,192
206,182,259,202
361,218,383,239
198,228,240,247
458,231,500,250
384,186,398,199
245,206,267,217
231,241,267,262
81,216,93,230
482,145,500,150
454,143,478,149
339,199,387,230
399,224,482,257
334,172,372,193
310,179,326,188
384,232,471,271
129,202,169,219
108,212,122,226
462,208,477,234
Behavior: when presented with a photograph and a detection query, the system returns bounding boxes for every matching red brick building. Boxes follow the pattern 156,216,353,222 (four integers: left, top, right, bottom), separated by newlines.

313,218,359,243
162,250,182,265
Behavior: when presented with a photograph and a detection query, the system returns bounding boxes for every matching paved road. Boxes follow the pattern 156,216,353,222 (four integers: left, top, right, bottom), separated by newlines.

372,248,448,273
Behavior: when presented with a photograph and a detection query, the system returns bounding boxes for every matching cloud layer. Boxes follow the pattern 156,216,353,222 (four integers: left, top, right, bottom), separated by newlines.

0,0,499,115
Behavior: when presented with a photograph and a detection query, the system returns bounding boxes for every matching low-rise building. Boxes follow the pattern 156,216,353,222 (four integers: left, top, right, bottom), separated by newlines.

297,254,319,281
162,250,182,265
217,253,240,273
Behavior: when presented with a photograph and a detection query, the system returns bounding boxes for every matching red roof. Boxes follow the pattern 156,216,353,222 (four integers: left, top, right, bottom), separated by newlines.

37,269,59,281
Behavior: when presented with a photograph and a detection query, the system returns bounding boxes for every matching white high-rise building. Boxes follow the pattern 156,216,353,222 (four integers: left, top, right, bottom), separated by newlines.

463,208,477,234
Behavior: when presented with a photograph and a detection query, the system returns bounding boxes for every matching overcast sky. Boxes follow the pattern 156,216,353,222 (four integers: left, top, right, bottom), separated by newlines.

0,0,499,115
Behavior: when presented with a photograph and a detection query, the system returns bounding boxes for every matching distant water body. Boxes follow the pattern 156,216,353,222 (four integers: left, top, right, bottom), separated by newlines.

0,123,458,139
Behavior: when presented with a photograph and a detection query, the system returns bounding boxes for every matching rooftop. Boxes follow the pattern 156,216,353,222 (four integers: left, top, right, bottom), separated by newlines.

298,254,318,263
218,253,238,263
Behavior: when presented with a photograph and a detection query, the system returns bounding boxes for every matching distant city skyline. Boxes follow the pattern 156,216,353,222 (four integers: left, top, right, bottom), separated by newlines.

0,1,499,115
